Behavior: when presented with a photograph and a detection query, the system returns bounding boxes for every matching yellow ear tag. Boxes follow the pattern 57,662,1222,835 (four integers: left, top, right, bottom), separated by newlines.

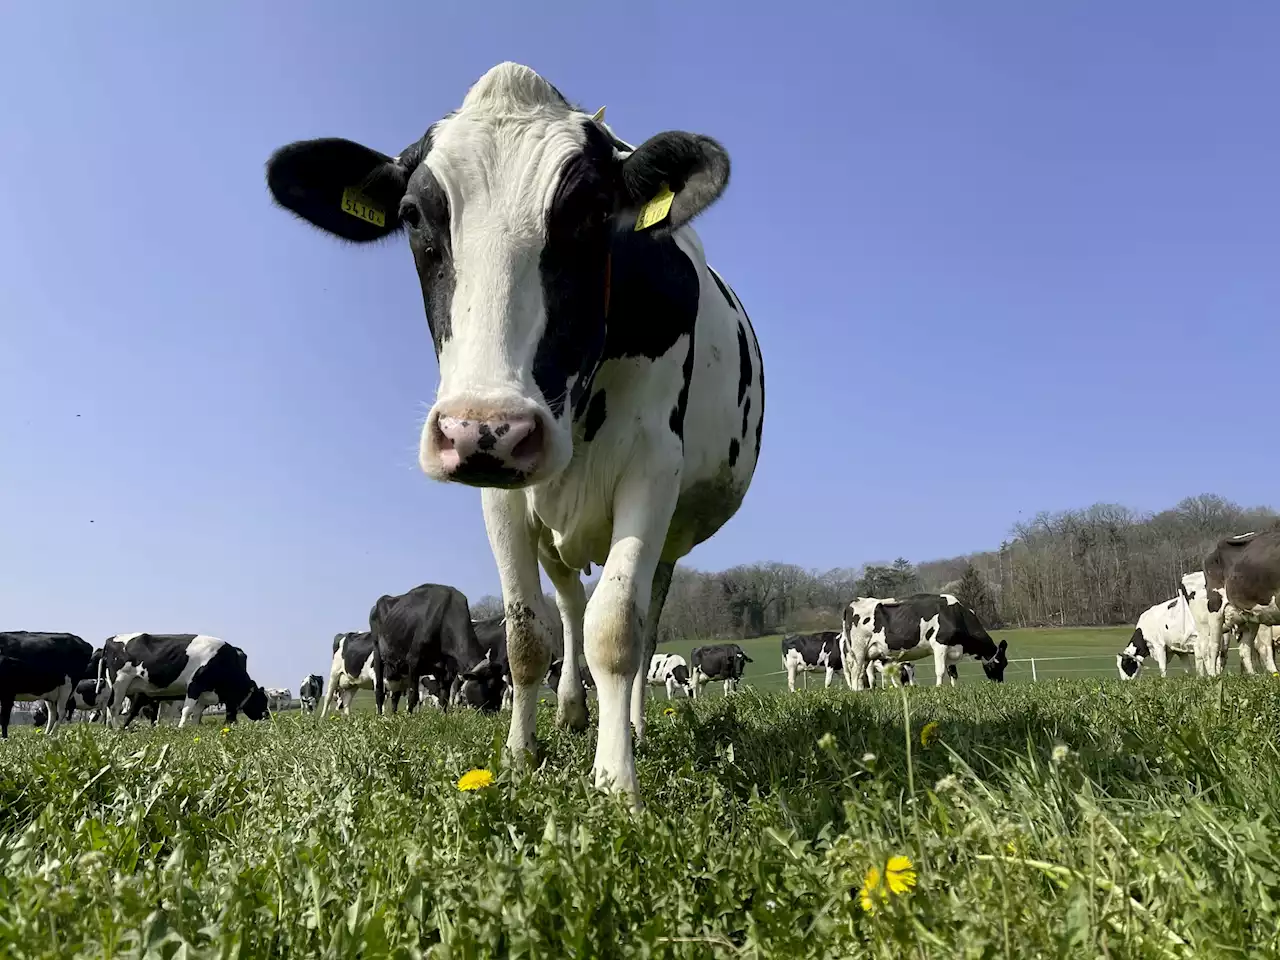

340,186,386,227
634,183,675,232
591,105,606,122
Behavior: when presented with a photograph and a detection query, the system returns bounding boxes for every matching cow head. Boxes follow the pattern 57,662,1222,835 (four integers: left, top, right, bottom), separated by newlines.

266,62,731,489
1117,628,1149,680
981,639,1009,682
457,655,508,713
418,674,448,710
241,685,270,721
670,663,693,696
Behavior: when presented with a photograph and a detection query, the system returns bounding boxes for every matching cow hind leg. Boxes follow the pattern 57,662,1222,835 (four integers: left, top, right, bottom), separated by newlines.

0,697,11,739
632,561,675,744
544,555,589,733
931,646,949,686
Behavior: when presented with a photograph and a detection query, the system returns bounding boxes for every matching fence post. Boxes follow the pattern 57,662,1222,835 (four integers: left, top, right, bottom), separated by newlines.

1030,658,1038,682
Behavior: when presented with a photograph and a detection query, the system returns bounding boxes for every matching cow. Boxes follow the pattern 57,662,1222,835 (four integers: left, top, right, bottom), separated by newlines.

31,702,49,730
100,633,270,728
264,61,763,800
1196,533,1280,677
452,615,515,711
0,631,94,738
369,584,499,715
299,674,324,712
264,687,292,711
690,644,753,698
841,594,1008,689
868,660,917,688
781,631,843,692
1117,592,1199,679
646,653,693,699
546,659,594,696
321,631,377,716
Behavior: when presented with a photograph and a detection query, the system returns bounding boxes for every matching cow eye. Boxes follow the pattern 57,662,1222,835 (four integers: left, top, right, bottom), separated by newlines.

399,201,422,229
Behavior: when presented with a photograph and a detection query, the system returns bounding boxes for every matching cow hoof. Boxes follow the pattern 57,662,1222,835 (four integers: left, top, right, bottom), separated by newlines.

556,697,589,733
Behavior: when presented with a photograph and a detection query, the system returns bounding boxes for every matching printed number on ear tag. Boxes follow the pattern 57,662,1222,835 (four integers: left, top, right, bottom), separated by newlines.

341,187,386,228
634,184,675,232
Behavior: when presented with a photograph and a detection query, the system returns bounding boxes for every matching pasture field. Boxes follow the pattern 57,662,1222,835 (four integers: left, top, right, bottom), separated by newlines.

4,677,1280,958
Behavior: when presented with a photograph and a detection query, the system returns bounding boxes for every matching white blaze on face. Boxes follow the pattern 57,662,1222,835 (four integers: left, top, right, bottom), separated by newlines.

417,65,595,481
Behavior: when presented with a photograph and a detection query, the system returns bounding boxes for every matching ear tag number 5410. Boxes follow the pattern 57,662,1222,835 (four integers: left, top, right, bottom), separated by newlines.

341,187,386,228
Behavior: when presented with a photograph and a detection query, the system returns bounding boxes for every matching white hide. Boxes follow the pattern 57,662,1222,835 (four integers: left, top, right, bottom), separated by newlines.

321,634,376,717
782,642,841,693
646,653,692,699
1117,593,1198,679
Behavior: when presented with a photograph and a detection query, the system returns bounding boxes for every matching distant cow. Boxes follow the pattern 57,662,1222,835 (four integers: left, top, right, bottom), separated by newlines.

647,653,693,699
299,674,324,712
868,660,917,688
322,631,376,716
453,616,514,711
101,633,269,728
690,644,753,698
1198,533,1280,676
781,631,843,692
546,659,594,697
264,687,292,710
0,631,94,738
370,584,499,715
1118,592,1199,679
841,594,1008,689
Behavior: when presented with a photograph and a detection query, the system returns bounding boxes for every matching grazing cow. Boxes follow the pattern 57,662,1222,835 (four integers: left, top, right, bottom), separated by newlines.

321,631,377,716
453,615,515,711
868,660,917,688
265,61,763,800
781,631,843,692
1117,592,1199,679
299,674,324,712
841,594,1008,689
0,631,94,738
546,659,595,696
31,702,49,730
100,633,269,728
646,653,693,699
690,644,753,698
370,584,498,714
264,687,292,711
1196,533,1280,677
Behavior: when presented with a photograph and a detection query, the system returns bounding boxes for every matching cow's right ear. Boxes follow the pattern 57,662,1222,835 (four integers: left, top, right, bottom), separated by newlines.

266,138,409,243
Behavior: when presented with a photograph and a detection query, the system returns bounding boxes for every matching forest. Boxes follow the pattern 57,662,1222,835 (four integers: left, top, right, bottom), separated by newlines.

471,493,1278,643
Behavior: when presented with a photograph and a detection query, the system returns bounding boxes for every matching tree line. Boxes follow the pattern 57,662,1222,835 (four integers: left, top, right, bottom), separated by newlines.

470,493,1278,642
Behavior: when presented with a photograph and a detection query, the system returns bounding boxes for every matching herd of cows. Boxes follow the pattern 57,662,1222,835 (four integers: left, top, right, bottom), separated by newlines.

4,63,1278,809
7,526,1277,741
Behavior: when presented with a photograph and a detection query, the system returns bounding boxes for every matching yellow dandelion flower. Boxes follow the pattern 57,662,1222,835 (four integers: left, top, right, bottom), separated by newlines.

920,721,940,748
663,707,677,717
885,855,917,894
456,769,495,791
858,865,883,913
1005,840,1019,856
192,736,201,743
220,727,230,735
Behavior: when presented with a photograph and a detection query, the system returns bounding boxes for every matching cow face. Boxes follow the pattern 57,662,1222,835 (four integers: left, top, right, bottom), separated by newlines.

1117,629,1149,680
457,657,507,713
981,639,1009,682
241,685,270,721
265,63,730,489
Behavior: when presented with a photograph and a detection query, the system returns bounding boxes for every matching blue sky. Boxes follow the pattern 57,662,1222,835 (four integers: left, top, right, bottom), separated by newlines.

3,2,1277,687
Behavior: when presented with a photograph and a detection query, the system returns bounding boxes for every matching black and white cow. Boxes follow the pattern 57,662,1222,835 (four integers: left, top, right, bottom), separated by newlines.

1117,592,1199,679
0,631,94,738
1201,532,1280,676
264,687,292,711
545,659,595,696
321,631,376,716
868,660,917,688
265,62,763,800
690,644,753,698
781,631,843,692
646,653,693,699
299,674,324,712
841,594,1008,689
369,584,498,714
100,633,270,728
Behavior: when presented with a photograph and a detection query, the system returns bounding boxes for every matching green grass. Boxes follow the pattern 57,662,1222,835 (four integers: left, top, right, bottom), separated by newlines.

4,676,1280,958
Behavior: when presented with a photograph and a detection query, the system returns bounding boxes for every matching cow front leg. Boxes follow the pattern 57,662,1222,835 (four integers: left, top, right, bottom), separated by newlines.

583,469,679,799
931,645,950,686
542,554,589,732
632,561,675,743
483,489,556,767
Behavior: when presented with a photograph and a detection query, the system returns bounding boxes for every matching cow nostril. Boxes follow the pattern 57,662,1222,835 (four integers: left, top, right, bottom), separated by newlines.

511,418,543,463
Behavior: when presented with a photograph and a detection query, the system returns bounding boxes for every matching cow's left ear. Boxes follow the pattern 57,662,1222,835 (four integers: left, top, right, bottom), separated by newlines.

620,132,730,233
266,137,411,243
